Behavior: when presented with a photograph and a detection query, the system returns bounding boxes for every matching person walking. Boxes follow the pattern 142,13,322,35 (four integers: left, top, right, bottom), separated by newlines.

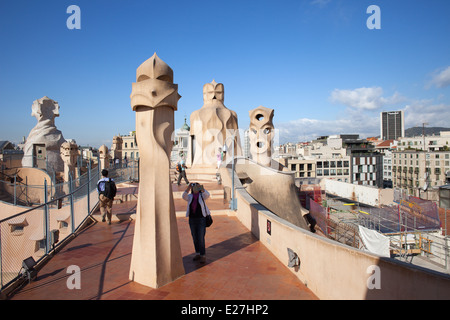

216,147,223,169
182,182,211,263
97,169,117,225
177,159,189,185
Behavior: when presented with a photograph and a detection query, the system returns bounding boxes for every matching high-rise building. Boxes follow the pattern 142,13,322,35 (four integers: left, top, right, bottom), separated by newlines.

380,111,404,140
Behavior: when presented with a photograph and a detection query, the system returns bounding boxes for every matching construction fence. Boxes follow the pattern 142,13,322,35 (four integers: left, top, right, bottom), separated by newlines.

304,188,449,272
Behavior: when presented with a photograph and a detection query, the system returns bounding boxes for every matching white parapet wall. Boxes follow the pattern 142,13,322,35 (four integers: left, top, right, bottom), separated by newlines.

220,167,450,300
321,178,394,207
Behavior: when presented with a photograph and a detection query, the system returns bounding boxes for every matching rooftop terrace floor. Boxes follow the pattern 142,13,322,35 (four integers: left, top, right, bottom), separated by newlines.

9,184,318,301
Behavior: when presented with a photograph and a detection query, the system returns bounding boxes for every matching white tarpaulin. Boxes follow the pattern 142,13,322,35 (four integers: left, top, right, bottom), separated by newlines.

358,226,390,258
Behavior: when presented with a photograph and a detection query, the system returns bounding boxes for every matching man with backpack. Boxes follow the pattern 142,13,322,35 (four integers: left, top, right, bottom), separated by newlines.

97,169,117,225
176,159,189,186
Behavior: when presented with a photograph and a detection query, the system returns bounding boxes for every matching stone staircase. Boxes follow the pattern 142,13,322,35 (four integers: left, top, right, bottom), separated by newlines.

172,182,231,216
170,166,221,184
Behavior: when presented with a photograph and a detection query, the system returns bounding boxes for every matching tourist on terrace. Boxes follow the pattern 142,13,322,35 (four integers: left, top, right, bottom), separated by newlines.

97,169,117,225
182,183,211,263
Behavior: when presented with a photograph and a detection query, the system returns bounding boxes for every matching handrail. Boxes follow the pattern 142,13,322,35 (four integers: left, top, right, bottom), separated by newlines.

0,161,140,293
0,167,100,292
0,177,92,224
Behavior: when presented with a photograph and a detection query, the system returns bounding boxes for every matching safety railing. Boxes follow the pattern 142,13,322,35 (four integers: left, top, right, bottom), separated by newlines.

0,159,139,207
0,165,100,292
0,159,140,292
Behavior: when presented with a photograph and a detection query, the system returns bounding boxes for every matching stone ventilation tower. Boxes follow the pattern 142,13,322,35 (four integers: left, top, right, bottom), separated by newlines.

98,145,110,170
249,106,275,167
22,96,66,172
189,80,241,167
60,141,78,182
128,53,185,288
112,135,123,162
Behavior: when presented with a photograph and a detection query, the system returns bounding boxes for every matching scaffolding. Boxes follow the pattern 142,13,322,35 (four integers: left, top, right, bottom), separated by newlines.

307,192,449,273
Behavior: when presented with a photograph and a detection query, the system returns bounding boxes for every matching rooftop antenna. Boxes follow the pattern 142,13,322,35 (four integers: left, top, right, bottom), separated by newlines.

422,122,429,151
422,122,429,195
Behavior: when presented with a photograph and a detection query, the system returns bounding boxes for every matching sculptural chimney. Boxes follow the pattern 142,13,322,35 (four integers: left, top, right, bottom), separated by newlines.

111,135,123,165
60,141,78,182
128,53,185,288
249,106,275,167
98,145,110,170
189,80,241,167
22,96,65,172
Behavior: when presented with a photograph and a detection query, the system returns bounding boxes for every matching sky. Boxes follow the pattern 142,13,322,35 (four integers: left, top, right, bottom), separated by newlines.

1,0,449,148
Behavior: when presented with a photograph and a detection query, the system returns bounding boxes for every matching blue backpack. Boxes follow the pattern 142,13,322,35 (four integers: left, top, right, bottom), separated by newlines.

99,178,117,199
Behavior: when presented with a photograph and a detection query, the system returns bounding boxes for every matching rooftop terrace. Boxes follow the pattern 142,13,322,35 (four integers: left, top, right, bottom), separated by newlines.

5,168,450,301
8,182,318,301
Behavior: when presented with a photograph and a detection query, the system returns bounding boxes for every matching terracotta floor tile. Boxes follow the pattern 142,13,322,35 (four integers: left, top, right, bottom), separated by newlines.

9,185,318,301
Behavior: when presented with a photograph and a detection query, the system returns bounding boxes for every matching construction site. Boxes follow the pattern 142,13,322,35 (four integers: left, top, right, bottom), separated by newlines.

299,180,449,274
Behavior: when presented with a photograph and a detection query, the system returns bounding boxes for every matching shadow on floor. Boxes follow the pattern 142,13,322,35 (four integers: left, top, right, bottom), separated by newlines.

94,219,133,300
183,231,257,274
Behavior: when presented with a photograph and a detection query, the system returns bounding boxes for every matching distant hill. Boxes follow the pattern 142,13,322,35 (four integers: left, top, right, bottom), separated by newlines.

405,127,450,137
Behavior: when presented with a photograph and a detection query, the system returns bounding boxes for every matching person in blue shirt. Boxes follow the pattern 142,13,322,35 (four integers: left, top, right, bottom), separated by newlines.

97,169,116,225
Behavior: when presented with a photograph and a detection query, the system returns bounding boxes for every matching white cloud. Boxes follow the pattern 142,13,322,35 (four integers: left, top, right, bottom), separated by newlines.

403,100,450,128
276,114,380,143
276,89,449,143
429,66,450,88
330,87,403,111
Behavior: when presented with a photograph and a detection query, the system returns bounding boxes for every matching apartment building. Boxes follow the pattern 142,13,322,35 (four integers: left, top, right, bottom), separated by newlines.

351,153,383,187
286,134,384,187
374,139,397,188
392,150,450,199
113,120,192,164
316,158,351,182
286,135,350,181
288,159,316,178
397,131,450,152
121,132,139,160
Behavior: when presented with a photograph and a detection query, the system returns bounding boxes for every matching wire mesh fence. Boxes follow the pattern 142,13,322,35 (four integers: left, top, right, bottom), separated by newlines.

0,164,105,291
0,159,139,207
0,159,140,291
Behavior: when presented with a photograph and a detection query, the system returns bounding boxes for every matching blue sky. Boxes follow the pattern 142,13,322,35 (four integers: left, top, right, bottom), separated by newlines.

1,0,449,147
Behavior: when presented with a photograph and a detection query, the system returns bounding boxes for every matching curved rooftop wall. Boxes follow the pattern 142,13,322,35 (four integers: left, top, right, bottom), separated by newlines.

220,164,450,300
235,158,308,230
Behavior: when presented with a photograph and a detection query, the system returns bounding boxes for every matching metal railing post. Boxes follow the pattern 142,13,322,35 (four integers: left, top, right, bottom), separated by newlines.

0,219,3,289
231,137,236,210
131,161,134,181
445,208,448,237
44,179,50,255
25,176,28,204
13,175,17,206
69,173,75,234
87,161,91,214
446,236,449,271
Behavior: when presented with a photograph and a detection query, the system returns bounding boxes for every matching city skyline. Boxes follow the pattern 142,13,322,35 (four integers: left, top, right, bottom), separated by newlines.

1,0,449,148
